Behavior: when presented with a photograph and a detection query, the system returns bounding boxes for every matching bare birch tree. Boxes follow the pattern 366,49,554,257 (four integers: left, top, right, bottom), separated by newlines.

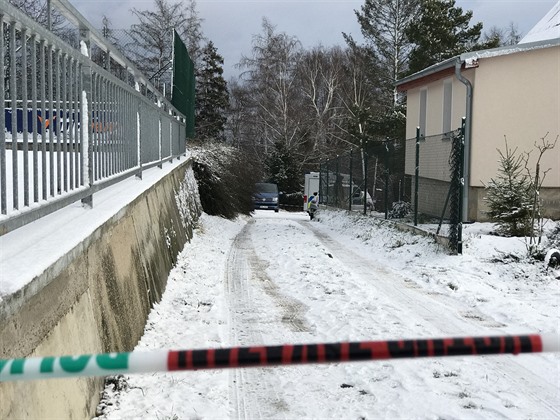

237,18,303,156
127,0,204,95
298,46,347,157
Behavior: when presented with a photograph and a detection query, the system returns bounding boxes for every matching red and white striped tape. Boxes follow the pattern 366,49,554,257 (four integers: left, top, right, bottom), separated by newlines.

1,333,558,382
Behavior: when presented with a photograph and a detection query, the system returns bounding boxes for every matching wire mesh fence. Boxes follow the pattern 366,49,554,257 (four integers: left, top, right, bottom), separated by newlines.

408,123,464,252
319,139,409,217
319,120,465,254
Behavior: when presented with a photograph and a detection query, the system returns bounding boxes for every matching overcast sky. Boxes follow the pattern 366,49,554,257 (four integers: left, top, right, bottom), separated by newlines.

70,0,557,80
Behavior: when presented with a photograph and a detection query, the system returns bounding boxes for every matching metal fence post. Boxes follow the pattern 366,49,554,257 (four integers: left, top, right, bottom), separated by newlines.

80,27,93,207
10,20,18,210
48,43,54,198
414,127,420,226
158,116,163,169
0,17,5,215
325,159,330,207
348,150,353,212
318,162,322,204
336,155,340,208
457,117,466,254
363,151,368,215
21,28,29,206
136,94,143,180
40,39,47,199
384,140,389,220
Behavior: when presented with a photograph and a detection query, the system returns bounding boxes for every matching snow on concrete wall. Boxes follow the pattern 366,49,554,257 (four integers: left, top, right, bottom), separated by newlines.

0,159,202,419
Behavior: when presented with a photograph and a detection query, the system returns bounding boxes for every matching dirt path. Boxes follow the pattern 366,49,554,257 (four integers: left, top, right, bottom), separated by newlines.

306,221,560,418
223,215,558,419
226,220,312,419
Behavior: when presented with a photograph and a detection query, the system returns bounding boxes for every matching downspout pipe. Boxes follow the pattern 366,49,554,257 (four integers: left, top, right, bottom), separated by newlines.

454,57,472,222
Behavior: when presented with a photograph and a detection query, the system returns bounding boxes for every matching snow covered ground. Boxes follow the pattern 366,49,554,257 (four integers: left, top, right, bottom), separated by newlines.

94,209,560,420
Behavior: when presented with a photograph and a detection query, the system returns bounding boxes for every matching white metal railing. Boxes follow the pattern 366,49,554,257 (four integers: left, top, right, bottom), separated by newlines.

0,0,187,235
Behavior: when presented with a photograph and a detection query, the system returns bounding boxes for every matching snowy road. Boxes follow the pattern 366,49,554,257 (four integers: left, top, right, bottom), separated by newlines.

97,210,560,419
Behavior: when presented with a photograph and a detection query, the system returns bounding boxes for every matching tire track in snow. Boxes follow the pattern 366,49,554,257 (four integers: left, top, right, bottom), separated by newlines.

246,245,312,334
225,220,292,420
304,222,560,419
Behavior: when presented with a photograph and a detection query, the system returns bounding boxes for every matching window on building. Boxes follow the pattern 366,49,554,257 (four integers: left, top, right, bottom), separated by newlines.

443,79,452,135
419,88,427,137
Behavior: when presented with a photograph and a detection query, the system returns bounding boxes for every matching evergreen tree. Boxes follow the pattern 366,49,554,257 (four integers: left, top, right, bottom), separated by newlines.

265,141,301,195
344,0,413,160
485,138,533,237
350,0,420,109
406,0,498,74
482,23,522,47
195,41,229,141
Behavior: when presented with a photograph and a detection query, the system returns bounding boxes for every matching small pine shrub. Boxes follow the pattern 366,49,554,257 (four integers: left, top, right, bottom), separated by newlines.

484,138,533,237
388,201,411,219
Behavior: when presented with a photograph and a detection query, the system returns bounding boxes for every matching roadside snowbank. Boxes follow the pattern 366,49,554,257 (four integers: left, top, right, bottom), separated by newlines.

95,209,559,419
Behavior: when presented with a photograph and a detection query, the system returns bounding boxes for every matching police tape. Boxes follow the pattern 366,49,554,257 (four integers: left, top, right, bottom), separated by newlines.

1,333,558,382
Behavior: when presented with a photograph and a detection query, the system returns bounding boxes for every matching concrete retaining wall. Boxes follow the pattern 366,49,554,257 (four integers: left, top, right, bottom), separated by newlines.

469,186,560,222
413,178,560,222
0,159,202,419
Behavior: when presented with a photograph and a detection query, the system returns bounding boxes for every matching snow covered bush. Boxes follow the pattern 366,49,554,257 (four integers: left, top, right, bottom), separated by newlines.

548,222,560,249
542,223,560,269
388,200,411,219
191,142,260,219
545,249,560,268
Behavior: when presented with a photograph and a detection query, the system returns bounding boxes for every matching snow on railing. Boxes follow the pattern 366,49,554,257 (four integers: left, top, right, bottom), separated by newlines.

0,0,187,235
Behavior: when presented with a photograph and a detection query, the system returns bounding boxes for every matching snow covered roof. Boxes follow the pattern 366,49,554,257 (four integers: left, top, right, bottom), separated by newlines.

396,38,560,90
396,2,560,90
520,1,560,44
461,37,560,62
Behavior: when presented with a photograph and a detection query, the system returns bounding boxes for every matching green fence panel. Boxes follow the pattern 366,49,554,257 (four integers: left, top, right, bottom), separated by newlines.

171,30,195,139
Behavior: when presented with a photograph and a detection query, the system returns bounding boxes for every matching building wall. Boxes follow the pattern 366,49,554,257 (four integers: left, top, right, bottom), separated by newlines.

0,159,202,419
404,74,471,142
469,186,560,221
404,44,559,220
405,73,471,178
470,46,560,188
404,73,471,218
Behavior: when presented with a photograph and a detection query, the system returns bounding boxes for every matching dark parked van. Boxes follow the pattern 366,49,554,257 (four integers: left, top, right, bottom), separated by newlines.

253,183,279,212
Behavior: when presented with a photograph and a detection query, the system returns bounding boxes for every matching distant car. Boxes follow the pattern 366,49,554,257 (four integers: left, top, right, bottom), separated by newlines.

352,190,374,211
253,182,279,212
